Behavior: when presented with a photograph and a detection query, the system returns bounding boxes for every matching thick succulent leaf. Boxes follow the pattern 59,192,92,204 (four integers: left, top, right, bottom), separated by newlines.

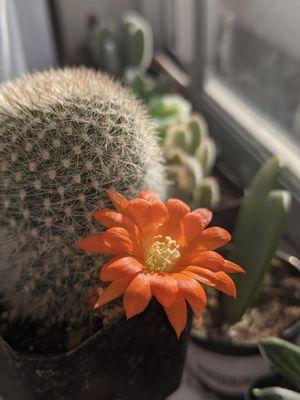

223,188,291,322
258,338,300,390
252,387,300,400
222,156,291,323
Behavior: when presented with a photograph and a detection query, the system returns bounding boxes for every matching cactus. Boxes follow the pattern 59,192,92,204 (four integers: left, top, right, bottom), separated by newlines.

88,11,153,81
222,157,291,323
164,114,220,208
0,67,167,324
252,338,300,399
121,11,153,73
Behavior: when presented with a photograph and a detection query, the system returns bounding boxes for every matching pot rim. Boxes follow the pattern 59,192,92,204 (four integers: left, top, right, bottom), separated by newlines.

191,252,300,355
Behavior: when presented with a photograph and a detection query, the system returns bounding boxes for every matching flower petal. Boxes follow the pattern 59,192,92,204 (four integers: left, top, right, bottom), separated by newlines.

106,190,128,213
178,250,225,272
150,273,178,307
123,273,152,318
93,210,139,236
138,190,161,202
187,227,231,252
181,208,213,244
173,273,206,317
143,200,169,240
100,256,143,282
164,292,187,338
223,259,245,274
125,198,150,229
182,270,215,287
148,200,168,225
185,267,236,297
94,279,128,309
167,199,190,239
74,227,133,255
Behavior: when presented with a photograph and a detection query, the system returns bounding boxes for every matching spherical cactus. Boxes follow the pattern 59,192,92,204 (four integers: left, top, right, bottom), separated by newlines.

0,67,166,323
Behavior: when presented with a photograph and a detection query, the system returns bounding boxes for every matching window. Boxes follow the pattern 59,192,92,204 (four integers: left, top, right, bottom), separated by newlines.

161,0,195,69
195,0,300,180
142,0,300,250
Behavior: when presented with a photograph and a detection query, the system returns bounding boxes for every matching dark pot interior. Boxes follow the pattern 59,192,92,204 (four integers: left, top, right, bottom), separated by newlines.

0,300,191,400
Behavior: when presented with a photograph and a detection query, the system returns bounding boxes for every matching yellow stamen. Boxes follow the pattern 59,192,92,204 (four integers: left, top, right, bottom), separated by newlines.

145,235,180,272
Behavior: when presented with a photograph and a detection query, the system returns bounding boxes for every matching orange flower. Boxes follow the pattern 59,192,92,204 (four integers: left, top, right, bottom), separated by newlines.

75,190,244,338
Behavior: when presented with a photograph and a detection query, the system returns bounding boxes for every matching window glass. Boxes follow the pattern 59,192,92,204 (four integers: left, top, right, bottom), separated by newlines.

162,0,194,68
205,0,300,147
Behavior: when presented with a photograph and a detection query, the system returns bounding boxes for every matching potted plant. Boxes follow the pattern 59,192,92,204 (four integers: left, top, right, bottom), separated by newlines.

189,156,300,398
246,338,300,400
0,67,243,399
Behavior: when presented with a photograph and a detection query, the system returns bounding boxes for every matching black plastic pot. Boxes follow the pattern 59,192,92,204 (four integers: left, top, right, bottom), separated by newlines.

187,256,300,399
245,373,298,400
0,300,191,400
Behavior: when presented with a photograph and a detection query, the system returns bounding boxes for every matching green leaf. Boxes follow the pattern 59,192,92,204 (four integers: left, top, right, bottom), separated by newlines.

258,338,300,390
223,188,291,322
253,387,300,400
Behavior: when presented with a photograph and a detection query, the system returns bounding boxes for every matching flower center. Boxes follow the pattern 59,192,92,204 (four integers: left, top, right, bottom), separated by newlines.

145,235,180,272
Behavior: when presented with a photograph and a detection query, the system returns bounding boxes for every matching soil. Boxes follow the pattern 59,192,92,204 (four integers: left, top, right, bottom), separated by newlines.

193,257,300,344
0,298,124,354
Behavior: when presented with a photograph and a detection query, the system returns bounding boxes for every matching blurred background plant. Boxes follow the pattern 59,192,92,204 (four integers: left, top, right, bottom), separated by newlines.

88,10,153,82
164,113,220,209
87,9,221,211
252,337,300,400
87,10,173,104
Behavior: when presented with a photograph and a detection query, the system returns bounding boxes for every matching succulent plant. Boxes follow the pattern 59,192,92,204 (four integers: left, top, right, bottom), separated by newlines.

252,387,300,400
127,73,174,104
148,94,192,139
164,114,220,208
0,67,167,324
222,156,291,323
88,11,153,81
193,177,221,209
252,338,300,399
258,338,300,391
